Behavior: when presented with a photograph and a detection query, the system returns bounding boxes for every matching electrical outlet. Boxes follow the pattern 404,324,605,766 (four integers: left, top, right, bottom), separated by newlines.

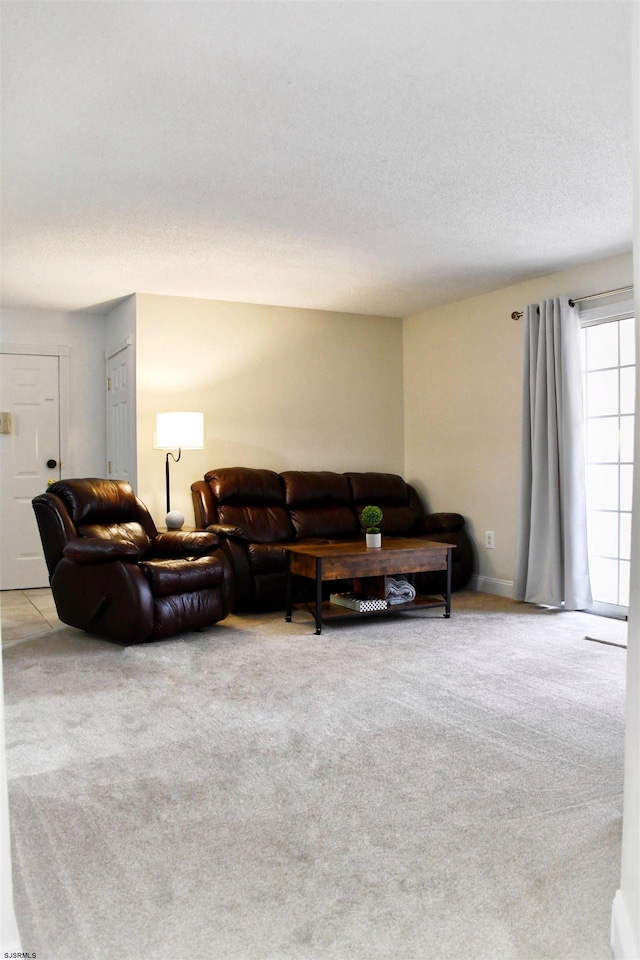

485,531,495,549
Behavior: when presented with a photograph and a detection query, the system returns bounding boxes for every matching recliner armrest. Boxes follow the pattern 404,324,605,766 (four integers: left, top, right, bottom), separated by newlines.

416,512,465,535
152,531,221,557
63,538,141,563
206,523,250,543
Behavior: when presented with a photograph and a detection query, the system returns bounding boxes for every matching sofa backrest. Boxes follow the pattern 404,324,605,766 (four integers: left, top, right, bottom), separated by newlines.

281,471,359,540
194,468,426,543
203,467,294,543
346,472,418,537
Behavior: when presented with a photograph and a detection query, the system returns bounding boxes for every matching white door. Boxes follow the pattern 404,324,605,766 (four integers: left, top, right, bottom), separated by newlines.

106,344,134,485
0,353,61,589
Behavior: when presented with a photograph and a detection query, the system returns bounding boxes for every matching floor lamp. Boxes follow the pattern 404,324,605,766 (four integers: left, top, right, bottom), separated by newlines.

155,412,204,528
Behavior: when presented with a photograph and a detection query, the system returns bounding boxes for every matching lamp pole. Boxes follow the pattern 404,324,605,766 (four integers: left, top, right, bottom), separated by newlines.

165,449,182,514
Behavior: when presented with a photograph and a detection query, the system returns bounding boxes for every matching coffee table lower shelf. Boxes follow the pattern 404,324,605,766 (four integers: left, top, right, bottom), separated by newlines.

292,594,448,627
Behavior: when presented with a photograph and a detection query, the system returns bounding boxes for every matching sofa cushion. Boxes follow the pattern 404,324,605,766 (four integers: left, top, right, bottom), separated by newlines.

282,471,352,506
205,467,294,543
372,506,417,537
290,506,358,540
79,521,152,557
140,555,227,597
152,530,220,557
346,472,417,537
281,471,358,540
216,504,294,544
205,467,284,504
346,472,410,505
247,542,290,575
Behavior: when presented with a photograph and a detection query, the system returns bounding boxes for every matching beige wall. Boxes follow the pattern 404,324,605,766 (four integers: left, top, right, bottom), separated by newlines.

134,294,404,526
403,251,634,594
104,295,136,356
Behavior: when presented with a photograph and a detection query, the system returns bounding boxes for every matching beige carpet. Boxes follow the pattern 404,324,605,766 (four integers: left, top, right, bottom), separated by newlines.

2,591,626,960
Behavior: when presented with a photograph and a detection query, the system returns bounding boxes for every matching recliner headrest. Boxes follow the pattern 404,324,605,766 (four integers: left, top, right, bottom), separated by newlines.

48,478,141,526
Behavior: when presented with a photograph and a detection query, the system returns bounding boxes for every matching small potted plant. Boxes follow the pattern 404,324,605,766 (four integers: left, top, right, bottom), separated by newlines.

361,504,383,548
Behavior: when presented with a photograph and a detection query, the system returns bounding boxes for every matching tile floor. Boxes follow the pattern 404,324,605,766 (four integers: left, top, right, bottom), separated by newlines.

1,588,63,646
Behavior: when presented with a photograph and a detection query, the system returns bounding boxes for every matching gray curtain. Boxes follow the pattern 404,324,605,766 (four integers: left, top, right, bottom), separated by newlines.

514,297,592,610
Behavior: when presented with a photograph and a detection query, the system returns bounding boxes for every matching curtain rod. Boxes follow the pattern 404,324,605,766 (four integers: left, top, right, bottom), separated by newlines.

567,285,633,307
511,284,634,320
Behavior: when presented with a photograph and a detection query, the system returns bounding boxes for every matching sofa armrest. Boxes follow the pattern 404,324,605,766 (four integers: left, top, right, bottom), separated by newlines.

63,538,141,564
206,523,250,543
191,480,219,530
152,530,221,558
416,512,465,535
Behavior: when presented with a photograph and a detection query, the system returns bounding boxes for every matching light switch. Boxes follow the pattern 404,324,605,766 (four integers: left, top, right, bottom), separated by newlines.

0,412,12,434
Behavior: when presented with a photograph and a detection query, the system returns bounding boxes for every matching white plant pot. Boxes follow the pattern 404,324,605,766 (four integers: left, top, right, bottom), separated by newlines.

366,532,382,549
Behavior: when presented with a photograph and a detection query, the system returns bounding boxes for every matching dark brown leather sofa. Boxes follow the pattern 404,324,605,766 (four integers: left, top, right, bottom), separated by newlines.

33,478,234,644
191,468,473,611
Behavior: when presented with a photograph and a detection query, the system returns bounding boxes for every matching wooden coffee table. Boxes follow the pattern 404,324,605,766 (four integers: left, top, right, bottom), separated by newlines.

284,537,453,634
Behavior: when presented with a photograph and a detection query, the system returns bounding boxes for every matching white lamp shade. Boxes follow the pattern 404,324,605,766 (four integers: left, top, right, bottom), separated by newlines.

155,412,204,450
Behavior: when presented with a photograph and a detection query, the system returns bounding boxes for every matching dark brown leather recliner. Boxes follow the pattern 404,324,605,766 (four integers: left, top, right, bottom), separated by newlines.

32,478,235,644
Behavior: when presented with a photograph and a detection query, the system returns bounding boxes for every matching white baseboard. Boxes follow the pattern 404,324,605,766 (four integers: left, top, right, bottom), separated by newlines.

469,575,514,598
611,889,640,960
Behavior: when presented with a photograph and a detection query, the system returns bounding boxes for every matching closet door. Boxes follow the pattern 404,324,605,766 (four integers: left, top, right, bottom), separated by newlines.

0,352,61,589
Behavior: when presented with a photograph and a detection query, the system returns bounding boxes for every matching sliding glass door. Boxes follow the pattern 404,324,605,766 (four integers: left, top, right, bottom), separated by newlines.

581,312,635,616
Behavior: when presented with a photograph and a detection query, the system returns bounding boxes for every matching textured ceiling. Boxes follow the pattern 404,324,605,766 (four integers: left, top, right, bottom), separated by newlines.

0,1,634,318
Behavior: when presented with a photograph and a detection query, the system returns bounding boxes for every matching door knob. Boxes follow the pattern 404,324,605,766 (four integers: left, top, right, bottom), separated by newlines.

46,459,58,469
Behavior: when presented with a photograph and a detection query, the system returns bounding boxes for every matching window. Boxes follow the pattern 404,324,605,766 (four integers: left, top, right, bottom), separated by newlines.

580,296,635,617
